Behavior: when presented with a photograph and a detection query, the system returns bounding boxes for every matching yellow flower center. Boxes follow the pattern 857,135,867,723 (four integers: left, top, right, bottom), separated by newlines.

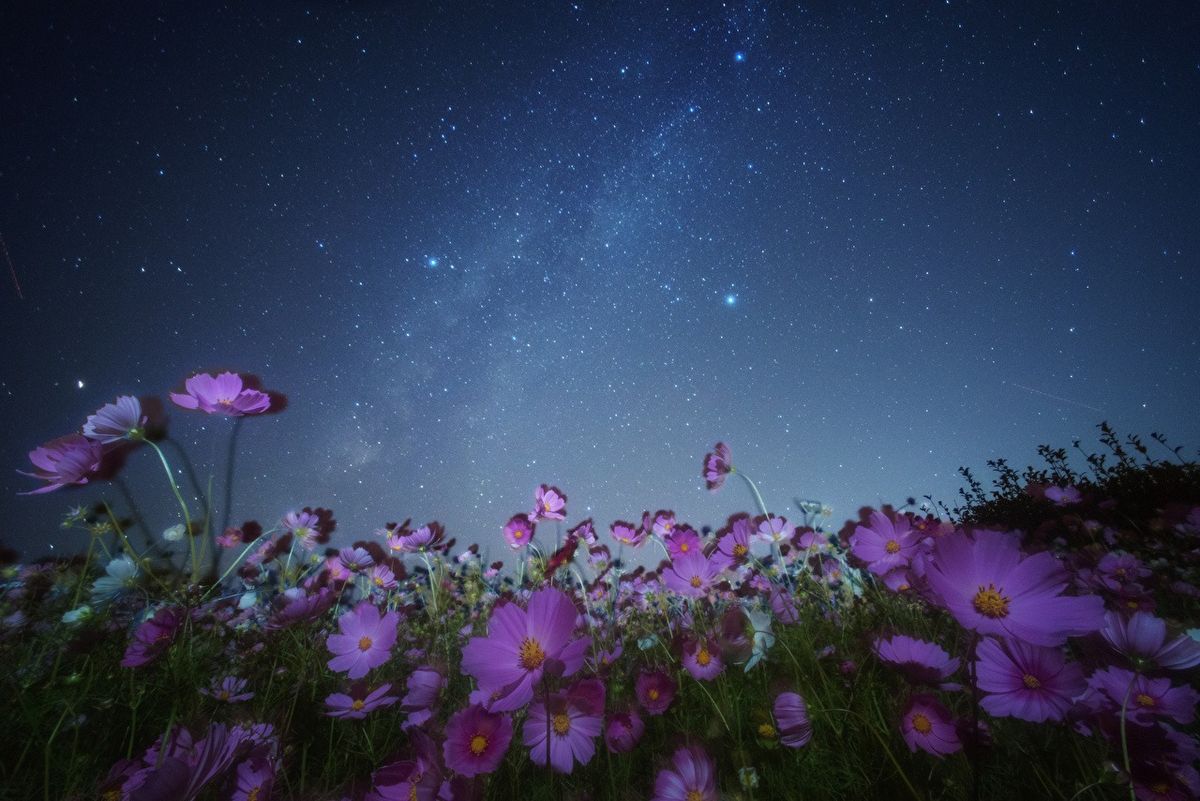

246,788,260,801
690,576,702,588
218,690,230,700
648,689,660,701
1135,693,1156,707
971,584,1010,618
911,713,933,734
696,647,711,667
519,637,546,670
552,713,571,736
1022,674,1041,689
733,543,748,556
351,699,365,711
374,576,384,586
687,792,703,801
358,636,373,651
513,529,524,539
757,723,776,738
885,540,900,554
680,542,689,552
469,734,489,755
1150,782,1170,795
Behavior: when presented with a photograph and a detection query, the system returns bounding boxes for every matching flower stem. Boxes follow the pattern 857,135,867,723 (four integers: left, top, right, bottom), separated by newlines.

146,440,198,583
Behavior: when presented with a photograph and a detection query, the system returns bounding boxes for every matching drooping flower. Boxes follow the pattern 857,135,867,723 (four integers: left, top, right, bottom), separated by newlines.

326,602,399,679
523,679,605,774
850,511,923,576
900,694,961,757
121,606,186,668
635,669,677,715
391,522,444,553
201,676,254,704
661,548,726,599
924,529,1105,646
605,710,644,753
18,434,104,495
773,691,813,748
975,637,1085,723
874,635,960,687
82,395,148,443
368,732,442,801
169,371,271,416
503,514,534,550
325,683,399,719
531,484,567,521
651,745,718,801
611,520,647,547
702,442,733,491
1099,611,1200,671
681,635,724,681
443,704,513,777
460,586,590,712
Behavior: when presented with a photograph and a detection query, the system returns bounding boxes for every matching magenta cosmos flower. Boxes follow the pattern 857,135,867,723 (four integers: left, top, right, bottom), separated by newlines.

1084,667,1198,727
503,514,534,550
682,635,724,681
1044,484,1082,505
975,637,1085,723
121,606,186,668
18,434,104,495
924,529,1105,647
702,442,733,491
755,514,796,545
900,694,961,757
636,669,677,715
874,635,960,687
83,395,148,443
523,679,605,774
325,683,399,719
170,371,271,416
326,602,399,679
605,710,644,753
662,548,727,598
850,511,924,576
460,587,590,712
443,704,513,777
611,520,648,547
773,691,813,748
401,665,445,729
652,745,718,801
1099,611,1200,671
531,484,566,521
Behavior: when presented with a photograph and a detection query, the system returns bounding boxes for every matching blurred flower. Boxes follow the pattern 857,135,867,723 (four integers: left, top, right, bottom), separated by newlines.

326,602,399,679
230,751,276,801
443,704,513,777
1044,485,1082,506
503,514,534,550
202,676,255,704
18,434,104,495
702,442,732,492
611,520,647,547
744,607,775,671
61,604,92,625
169,371,271,416
605,710,644,753
82,395,147,443
338,547,374,574
1099,611,1200,671
281,510,321,550
162,523,186,543
401,666,445,730
121,606,185,668
1083,667,1198,726
873,635,960,687
651,745,718,801
91,555,140,606
635,669,677,715
774,691,813,748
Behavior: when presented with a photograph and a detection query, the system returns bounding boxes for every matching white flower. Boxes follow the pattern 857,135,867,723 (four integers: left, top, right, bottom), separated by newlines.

162,524,187,542
743,607,776,672
91,555,140,606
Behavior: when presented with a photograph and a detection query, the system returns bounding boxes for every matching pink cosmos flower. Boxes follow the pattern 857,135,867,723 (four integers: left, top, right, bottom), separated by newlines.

531,484,566,521
649,510,676,538
169,371,271,416
83,395,148,443
636,669,677,715
773,691,813,748
900,694,961,757
873,635,960,687
523,679,605,774
924,529,1105,646
664,525,702,558
401,665,445,729
850,511,923,576
755,514,796,545
281,510,322,550
443,704,513,777
661,548,727,598
651,745,718,801
17,434,104,495
201,676,254,703
1084,667,1198,726
702,442,732,491
975,638,1085,723
1099,611,1200,671
611,520,647,547
325,683,399,719
503,514,534,549
605,710,644,753
326,602,399,679
1044,485,1082,505
681,635,724,681
460,587,590,712
121,606,186,668
715,517,753,563
368,564,398,592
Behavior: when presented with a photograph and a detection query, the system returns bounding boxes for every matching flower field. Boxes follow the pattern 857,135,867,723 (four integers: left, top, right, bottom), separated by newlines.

3,374,1199,800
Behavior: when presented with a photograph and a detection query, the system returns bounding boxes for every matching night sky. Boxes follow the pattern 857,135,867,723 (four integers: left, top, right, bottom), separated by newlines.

2,2,1198,561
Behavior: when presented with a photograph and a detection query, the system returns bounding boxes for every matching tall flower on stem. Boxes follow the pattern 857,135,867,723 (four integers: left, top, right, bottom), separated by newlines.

18,434,104,495
82,395,148,443
169,372,272,416
702,442,733,491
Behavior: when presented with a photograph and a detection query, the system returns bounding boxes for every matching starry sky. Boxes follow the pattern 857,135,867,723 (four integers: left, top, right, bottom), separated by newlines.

2,2,1198,561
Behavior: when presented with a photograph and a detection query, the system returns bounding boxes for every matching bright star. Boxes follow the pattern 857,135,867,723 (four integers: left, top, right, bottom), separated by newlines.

724,293,737,306
426,257,439,269
734,51,746,63
76,380,85,389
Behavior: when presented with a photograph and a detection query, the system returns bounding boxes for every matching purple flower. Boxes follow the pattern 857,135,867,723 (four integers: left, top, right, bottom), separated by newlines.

900,694,961,757
702,442,733,492
664,525,702,558
392,522,444,553
975,637,1085,723
503,514,534,550
531,484,567,521
873,635,960,687
755,514,796,545
281,510,322,550
230,751,276,801
651,745,718,801
523,679,605,774
121,606,186,668
401,665,445,729
169,372,271,416
715,517,753,563
1084,667,1198,726
924,529,1105,646
681,635,724,681
326,602,399,679
443,704,513,777
338,547,375,574
121,722,273,801
460,587,590,712
1099,611,1200,671
773,691,813,748
611,520,647,547
268,588,334,630
17,434,104,495
201,676,254,703
1044,484,1082,505
636,669,677,715
83,395,148,443
661,548,727,598
325,682,399,719
605,710,644,753
850,511,923,576
368,733,442,801
368,564,398,591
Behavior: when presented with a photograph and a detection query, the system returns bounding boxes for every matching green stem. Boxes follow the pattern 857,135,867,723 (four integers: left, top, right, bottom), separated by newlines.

736,470,770,518
146,440,198,583
198,537,262,602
